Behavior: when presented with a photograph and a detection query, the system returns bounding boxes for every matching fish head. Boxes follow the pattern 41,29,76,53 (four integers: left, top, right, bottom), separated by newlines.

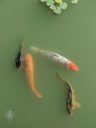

66,61,79,71
15,59,21,68
15,52,21,68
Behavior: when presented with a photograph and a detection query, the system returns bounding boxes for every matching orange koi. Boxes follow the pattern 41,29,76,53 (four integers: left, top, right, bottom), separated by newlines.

24,53,42,98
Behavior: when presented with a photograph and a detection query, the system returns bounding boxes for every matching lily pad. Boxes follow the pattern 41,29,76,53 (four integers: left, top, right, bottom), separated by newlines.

46,0,54,6
60,2,68,10
70,0,78,4
53,6,62,14
55,0,62,4
40,0,46,2
50,5,56,10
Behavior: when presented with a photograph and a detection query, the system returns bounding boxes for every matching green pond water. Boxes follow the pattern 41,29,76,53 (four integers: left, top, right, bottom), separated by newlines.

0,0,96,127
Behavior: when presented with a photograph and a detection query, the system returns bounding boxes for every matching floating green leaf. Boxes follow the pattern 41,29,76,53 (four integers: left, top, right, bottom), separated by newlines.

40,0,46,2
50,5,56,10
60,2,68,10
53,6,62,14
55,0,62,4
46,0,54,6
70,0,78,4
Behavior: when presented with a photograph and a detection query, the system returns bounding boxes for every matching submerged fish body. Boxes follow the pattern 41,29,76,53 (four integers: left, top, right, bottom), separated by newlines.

65,80,78,114
30,47,79,71
56,73,81,114
15,43,23,69
24,53,42,98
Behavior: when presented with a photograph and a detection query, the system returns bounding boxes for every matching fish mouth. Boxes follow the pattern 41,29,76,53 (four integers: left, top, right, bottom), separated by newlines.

66,62,79,71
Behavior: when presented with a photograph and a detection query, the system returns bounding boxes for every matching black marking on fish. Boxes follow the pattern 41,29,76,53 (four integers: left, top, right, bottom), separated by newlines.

49,52,60,57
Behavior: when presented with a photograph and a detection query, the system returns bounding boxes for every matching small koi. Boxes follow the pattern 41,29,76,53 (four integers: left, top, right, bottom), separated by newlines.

15,43,23,69
30,47,79,71
56,73,81,115
24,53,42,98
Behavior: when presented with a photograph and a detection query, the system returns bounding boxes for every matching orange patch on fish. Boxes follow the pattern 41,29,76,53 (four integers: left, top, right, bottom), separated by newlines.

66,62,79,71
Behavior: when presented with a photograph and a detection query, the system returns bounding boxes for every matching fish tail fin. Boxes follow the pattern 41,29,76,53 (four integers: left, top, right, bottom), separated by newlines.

30,46,46,56
75,102,81,109
56,72,67,85
29,77,42,98
30,46,39,52
31,83,42,98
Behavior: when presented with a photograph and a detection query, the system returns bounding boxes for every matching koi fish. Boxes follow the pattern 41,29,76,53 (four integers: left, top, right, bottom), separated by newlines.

30,47,79,71
15,43,23,69
24,53,42,98
56,73,81,114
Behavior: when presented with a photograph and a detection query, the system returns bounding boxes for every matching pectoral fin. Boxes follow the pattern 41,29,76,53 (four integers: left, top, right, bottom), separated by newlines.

75,102,81,109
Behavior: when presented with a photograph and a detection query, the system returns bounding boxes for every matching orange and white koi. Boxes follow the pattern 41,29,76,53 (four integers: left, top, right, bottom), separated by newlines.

24,53,42,98
30,47,79,71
